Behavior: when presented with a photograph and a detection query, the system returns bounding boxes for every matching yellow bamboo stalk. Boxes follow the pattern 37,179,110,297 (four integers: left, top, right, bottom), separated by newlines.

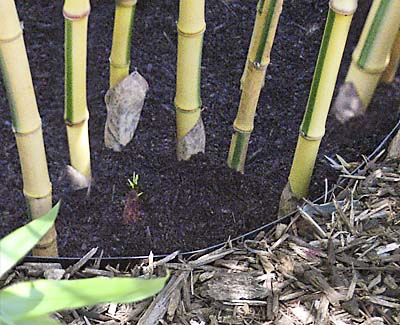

64,0,92,180
227,0,283,173
381,28,400,83
175,0,206,161
109,0,137,88
0,0,57,256
280,0,357,213
345,0,400,107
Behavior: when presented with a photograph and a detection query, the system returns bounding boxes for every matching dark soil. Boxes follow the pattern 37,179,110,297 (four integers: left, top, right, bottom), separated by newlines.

0,0,399,257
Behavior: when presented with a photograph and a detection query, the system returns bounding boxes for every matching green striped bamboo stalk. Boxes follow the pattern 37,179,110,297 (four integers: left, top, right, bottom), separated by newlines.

381,28,400,83
227,0,283,173
279,0,358,215
109,0,137,88
174,0,206,161
0,0,58,256
341,0,400,108
64,0,92,182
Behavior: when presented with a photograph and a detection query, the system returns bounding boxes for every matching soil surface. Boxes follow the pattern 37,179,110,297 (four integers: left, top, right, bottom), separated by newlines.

0,0,399,257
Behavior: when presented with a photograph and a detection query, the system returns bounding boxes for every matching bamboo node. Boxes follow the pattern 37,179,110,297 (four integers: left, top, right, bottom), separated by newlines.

65,116,89,127
0,30,22,44
256,3,263,15
177,24,206,38
23,185,52,201
232,126,252,134
109,58,131,69
300,131,324,141
33,237,57,250
329,0,357,16
13,124,42,137
63,8,91,21
249,59,269,71
352,53,390,74
175,105,202,114
116,0,137,7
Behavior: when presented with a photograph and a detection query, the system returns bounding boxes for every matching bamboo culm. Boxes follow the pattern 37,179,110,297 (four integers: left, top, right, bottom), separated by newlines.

0,0,58,256
64,0,92,181
344,0,400,108
174,0,206,161
381,28,400,83
279,0,358,215
227,0,283,173
109,0,137,88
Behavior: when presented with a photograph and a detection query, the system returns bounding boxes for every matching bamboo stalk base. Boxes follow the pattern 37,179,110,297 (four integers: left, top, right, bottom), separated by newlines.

66,120,92,182
110,64,129,89
227,131,251,173
381,30,400,84
278,181,299,217
32,225,58,256
343,61,383,111
27,195,59,256
387,129,400,160
176,117,205,161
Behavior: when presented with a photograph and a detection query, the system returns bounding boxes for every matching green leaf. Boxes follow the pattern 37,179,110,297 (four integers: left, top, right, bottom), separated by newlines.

0,202,61,278
0,274,168,322
0,314,59,325
15,315,59,325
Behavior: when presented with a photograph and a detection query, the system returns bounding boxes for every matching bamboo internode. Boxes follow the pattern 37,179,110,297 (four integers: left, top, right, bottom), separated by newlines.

110,0,137,88
175,0,206,161
64,0,92,181
228,0,283,173
0,0,57,256
345,0,400,108
381,28,400,84
281,0,357,211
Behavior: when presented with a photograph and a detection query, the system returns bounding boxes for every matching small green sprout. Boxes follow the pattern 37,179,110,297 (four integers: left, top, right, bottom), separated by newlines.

128,172,143,197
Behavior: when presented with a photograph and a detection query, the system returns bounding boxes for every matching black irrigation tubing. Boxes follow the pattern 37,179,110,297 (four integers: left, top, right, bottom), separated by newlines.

24,118,400,267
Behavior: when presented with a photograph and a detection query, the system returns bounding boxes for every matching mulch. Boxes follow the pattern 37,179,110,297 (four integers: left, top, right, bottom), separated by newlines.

2,151,399,324
0,1,399,257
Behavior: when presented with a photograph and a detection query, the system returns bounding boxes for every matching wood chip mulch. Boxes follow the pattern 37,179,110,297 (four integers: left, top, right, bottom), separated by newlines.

2,156,399,325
